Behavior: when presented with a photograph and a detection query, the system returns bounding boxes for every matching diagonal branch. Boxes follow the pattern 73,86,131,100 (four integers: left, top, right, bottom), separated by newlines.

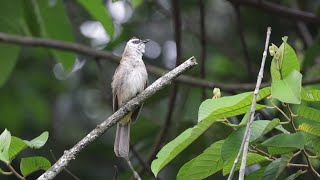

0,32,319,92
36,57,197,180
227,27,271,180
229,0,320,24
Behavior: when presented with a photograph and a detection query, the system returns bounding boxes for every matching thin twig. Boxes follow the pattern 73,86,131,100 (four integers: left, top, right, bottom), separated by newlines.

230,0,320,24
228,27,271,180
234,5,253,78
125,158,141,180
147,0,182,166
7,164,25,180
36,57,197,180
49,150,81,180
112,165,118,180
199,0,207,99
0,32,319,92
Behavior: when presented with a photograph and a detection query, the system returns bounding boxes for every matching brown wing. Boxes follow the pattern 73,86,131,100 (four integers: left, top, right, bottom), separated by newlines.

131,80,148,123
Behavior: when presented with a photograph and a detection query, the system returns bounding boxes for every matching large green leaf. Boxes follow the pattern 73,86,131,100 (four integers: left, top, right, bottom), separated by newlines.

0,0,22,87
222,119,280,163
198,87,271,122
78,0,114,37
24,131,49,149
270,36,300,81
297,106,320,123
9,136,27,161
0,129,11,163
33,0,75,72
261,153,293,180
298,123,320,137
151,88,270,177
177,141,224,180
20,156,51,177
301,89,320,102
246,167,267,180
261,132,306,149
223,153,270,176
271,70,302,104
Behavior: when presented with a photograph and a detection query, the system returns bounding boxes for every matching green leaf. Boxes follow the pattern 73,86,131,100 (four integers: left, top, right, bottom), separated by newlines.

177,141,224,180
261,153,293,180
0,129,11,163
20,156,51,177
223,153,270,176
271,70,302,104
131,0,144,8
240,111,250,125
262,132,306,149
270,36,300,81
78,0,114,37
267,147,298,155
284,170,304,180
222,119,280,163
0,0,22,87
9,136,27,161
246,167,266,180
298,123,320,137
24,131,49,149
34,0,75,72
301,89,320,101
151,88,270,177
297,106,320,123
198,87,271,122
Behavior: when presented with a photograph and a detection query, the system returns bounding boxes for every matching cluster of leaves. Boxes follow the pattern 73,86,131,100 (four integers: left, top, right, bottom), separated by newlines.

0,129,50,179
151,37,320,179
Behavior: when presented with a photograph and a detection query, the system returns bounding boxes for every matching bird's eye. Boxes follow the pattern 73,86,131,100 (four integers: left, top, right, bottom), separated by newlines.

132,40,140,44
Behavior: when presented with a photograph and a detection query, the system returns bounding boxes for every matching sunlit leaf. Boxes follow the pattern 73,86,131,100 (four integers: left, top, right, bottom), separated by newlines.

298,123,320,137
131,0,143,8
271,70,302,104
78,0,114,37
270,36,300,81
0,129,11,163
261,153,293,180
20,156,51,177
297,106,320,123
301,89,320,102
24,131,49,149
177,141,224,180
262,132,306,149
198,87,270,122
151,88,270,177
9,136,27,161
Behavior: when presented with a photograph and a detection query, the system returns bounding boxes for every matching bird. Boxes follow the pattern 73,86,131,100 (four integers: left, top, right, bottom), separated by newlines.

112,37,149,158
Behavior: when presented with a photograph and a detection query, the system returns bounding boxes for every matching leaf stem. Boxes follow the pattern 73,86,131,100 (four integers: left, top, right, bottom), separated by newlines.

7,164,25,180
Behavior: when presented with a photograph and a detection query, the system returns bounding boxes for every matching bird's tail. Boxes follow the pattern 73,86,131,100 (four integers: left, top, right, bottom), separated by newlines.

114,123,130,158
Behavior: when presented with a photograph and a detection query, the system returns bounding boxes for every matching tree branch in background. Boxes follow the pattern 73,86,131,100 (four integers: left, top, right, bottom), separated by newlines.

36,57,197,180
0,32,319,92
147,0,182,168
228,27,271,180
230,0,320,24
199,0,207,99
234,4,254,78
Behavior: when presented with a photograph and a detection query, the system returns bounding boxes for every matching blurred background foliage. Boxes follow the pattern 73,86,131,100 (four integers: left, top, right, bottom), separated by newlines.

0,0,319,179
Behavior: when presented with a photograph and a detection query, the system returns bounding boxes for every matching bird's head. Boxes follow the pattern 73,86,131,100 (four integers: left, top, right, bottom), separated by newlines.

125,37,150,54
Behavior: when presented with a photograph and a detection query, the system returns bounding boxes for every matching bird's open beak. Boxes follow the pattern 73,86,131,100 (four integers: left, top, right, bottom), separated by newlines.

142,39,150,43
